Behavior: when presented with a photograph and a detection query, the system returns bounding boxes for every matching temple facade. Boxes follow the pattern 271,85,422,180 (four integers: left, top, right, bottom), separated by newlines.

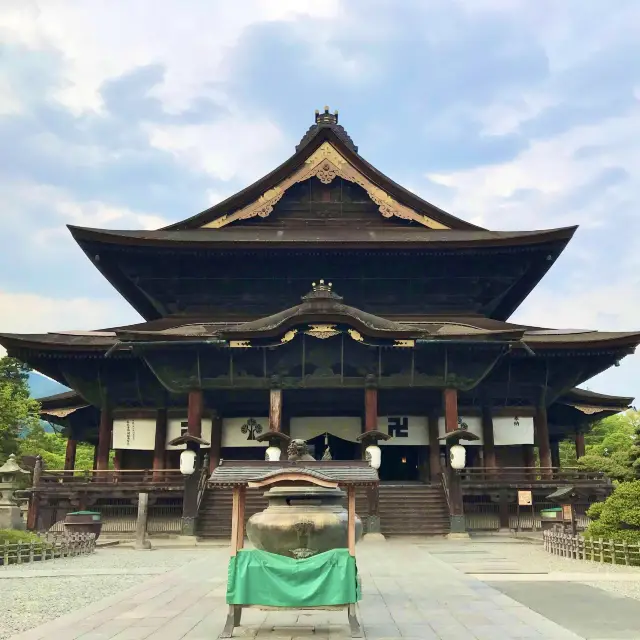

3,108,637,536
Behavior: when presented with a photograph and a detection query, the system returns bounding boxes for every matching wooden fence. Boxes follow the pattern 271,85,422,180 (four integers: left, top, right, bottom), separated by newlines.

543,529,640,566
1,532,96,567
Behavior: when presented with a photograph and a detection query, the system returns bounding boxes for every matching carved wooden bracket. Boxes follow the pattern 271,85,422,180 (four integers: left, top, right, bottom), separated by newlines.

202,142,450,230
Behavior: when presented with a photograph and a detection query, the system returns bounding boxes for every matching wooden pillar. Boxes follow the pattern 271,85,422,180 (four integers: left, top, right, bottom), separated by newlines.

96,403,113,472
443,388,465,534
428,412,441,481
64,438,77,471
550,439,561,469
535,402,552,472
153,408,168,481
443,388,458,433
575,432,585,459
209,413,222,473
522,444,535,482
187,389,203,438
269,388,282,432
481,406,497,478
364,387,377,432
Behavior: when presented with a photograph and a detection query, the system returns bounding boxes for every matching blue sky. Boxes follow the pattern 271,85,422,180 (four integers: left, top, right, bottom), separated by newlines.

0,0,639,400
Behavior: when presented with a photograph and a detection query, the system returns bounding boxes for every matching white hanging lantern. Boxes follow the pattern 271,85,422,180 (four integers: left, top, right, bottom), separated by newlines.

450,444,466,470
180,449,197,475
365,444,381,470
265,446,281,462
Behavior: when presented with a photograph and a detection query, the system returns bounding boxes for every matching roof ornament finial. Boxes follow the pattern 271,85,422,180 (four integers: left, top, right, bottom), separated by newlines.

297,107,357,152
315,106,338,126
302,279,343,302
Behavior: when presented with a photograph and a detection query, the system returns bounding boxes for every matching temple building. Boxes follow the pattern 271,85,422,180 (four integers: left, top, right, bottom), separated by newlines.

3,108,637,537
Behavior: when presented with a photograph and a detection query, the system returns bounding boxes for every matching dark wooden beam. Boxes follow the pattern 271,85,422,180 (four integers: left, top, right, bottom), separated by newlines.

428,411,441,481
153,408,167,481
187,389,203,438
64,438,77,471
481,405,497,475
364,387,378,432
575,432,586,459
210,413,222,473
535,402,552,471
96,403,112,472
444,388,458,433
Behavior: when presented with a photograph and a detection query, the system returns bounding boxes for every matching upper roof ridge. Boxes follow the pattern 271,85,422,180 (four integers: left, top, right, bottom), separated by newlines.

296,106,358,153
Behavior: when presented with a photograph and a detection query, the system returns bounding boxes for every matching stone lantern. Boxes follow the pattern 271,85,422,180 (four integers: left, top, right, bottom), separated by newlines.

0,454,30,530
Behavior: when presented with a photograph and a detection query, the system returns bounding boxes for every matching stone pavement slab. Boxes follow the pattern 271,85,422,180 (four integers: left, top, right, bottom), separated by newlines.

7,540,598,639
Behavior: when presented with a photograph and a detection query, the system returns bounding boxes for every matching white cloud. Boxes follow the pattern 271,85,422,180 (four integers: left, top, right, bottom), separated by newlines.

0,0,343,114
0,290,141,357
147,114,289,183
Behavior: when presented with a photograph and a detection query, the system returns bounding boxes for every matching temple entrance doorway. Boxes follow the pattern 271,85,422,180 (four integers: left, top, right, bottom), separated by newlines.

379,446,421,482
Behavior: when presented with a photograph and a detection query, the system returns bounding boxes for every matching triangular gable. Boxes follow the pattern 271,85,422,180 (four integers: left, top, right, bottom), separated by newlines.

201,141,450,230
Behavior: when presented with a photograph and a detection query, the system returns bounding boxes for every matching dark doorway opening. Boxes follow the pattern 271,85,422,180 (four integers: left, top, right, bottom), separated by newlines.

379,446,421,482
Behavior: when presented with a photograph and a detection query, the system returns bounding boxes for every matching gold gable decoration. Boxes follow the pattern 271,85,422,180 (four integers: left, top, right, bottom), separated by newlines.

202,142,449,230
305,324,340,339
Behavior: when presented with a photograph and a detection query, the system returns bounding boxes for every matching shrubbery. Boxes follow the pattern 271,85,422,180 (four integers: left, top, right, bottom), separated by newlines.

585,481,640,543
0,529,42,545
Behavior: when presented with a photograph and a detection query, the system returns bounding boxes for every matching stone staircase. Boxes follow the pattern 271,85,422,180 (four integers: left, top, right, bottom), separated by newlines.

196,483,449,538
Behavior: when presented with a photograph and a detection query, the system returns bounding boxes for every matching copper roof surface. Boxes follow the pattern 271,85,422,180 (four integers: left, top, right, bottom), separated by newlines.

68,225,577,249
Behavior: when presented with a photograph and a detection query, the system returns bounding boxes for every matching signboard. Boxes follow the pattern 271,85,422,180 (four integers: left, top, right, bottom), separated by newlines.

438,416,482,443
518,490,533,506
113,417,213,450
377,416,428,446
562,504,573,522
291,417,361,443
493,416,534,445
113,418,156,450
166,417,212,450
222,417,269,448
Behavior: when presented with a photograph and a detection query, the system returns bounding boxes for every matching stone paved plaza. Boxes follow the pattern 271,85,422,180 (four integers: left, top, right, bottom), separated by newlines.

5,537,640,640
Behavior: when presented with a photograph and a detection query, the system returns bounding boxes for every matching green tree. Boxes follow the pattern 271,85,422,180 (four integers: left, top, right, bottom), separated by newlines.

19,421,95,470
575,411,640,482
585,481,640,543
0,357,40,462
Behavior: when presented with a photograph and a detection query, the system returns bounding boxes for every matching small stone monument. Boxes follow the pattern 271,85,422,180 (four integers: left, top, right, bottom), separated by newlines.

0,454,30,530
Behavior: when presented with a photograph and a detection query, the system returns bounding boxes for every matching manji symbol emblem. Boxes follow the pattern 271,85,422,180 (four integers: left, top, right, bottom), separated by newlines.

241,418,263,440
387,416,409,438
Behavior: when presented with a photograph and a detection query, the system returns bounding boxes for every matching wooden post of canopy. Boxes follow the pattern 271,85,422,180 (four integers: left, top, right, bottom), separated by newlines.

152,408,167,482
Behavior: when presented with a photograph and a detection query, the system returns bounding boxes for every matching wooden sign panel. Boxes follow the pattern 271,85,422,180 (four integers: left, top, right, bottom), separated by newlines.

518,490,533,506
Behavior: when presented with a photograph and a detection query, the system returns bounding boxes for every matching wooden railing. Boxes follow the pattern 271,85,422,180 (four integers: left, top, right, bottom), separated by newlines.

460,467,610,485
1,533,96,566
544,529,640,566
37,469,185,488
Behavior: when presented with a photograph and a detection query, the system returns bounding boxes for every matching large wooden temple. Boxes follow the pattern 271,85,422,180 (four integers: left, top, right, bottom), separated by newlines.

3,108,638,537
